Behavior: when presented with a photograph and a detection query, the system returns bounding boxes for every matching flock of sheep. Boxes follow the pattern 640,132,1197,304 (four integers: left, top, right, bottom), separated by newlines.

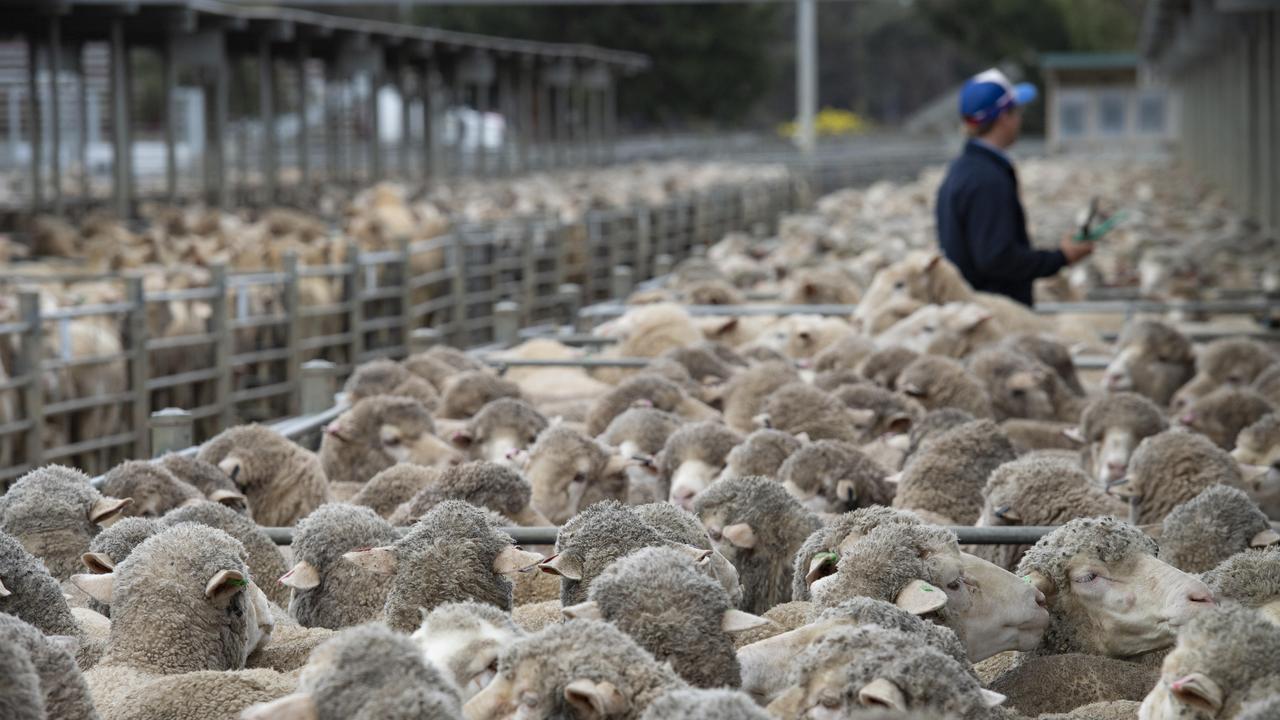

1,155,1280,720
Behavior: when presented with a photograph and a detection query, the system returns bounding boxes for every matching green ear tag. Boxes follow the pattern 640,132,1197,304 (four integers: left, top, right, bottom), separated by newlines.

815,551,839,565
921,586,934,592
1021,576,1032,585
227,578,248,588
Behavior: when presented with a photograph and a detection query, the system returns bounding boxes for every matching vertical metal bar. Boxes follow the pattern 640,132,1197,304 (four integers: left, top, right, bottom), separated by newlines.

451,231,468,345
213,56,230,208
259,35,276,203
282,252,301,416
517,58,533,174
27,33,43,213
296,43,310,193
125,276,150,459
451,69,466,177
603,72,617,165
149,409,193,458
421,62,435,189
325,61,338,184
77,42,89,203
17,292,44,469
300,360,338,415
109,18,130,217
210,264,234,430
496,62,513,177
162,34,177,202
493,301,519,347
398,236,414,353
398,57,412,180
539,76,553,169
48,17,63,214
347,244,366,366
795,0,817,155
368,66,382,182
475,78,489,178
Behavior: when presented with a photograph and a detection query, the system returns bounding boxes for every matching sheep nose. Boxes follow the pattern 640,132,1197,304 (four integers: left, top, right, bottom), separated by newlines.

1033,588,1047,609
1187,588,1215,606
505,448,519,459
1106,462,1127,477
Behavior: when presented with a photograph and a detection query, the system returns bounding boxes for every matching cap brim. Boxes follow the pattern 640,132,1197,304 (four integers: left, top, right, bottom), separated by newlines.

1012,82,1038,106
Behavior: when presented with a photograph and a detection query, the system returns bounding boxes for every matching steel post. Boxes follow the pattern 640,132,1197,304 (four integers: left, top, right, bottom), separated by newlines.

109,18,130,217
48,16,63,214
150,409,193,458
259,35,276,202
795,0,817,155
27,33,43,213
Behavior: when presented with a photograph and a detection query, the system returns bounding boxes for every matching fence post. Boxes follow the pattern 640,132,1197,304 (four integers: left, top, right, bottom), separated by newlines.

520,224,537,327
149,408,193,458
653,254,674,278
633,207,651,280
300,359,339,415
559,282,582,330
125,275,150,459
398,236,414,358
282,252,301,416
346,244,366,367
17,292,44,469
210,263,234,430
450,230,468,347
409,328,442,354
611,266,633,300
584,213,602,303
494,301,519,347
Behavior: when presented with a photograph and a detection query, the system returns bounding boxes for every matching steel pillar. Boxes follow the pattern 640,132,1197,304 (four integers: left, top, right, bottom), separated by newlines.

48,16,63,214
163,34,177,202
795,0,817,155
109,18,130,217
296,42,309,191
27,34,42,213
259,35,276,202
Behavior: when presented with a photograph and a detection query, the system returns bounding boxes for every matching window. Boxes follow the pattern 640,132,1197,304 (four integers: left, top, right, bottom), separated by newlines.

1097,93,1127,135
1059,99,1086,137
1138,94,1166,133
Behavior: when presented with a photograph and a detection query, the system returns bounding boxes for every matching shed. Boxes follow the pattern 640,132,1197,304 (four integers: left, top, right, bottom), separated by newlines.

1040,52,1177,152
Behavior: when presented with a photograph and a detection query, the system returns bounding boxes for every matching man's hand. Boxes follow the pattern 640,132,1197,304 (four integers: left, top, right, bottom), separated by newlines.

1060,235,1094,265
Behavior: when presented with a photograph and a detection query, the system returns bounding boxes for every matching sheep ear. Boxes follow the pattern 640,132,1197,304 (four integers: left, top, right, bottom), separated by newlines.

0,576,10,597
493,546,544,574
1250,529,1280,548
1061,427,1086,444
979,689,1007,707
794,432,811,445
1022,570,1056,601
71,572,114,604
538,553,583,581
899,382,925,398
894,579,946,615
89,497,132,527
885,414,913,435
993,506,1022,524
563,679,628,719
721,608,769,633
602,452,631,478
721,523,757,550
449,429,474,449
278,561,321,590
561,601,604,621
205,569,247,602
858,677,906,710
217,458,243,485
751,413,773,430
835,480,858,504
342,546,398,576
81,552,116,574
666,542,714,565
241,692,319,720
806,552,839,586
208,489,248,507
1170,673,1224,713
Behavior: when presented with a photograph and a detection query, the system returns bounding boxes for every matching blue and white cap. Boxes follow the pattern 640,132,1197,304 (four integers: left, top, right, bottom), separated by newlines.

959,68,1037,124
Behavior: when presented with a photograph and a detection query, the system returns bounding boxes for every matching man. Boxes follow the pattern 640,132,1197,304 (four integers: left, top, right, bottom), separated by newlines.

936,69,1092,306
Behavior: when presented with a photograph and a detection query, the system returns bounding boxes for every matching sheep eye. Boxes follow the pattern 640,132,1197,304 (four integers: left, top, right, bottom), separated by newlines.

923,325,936,333
707,527,723,542
1010,388,1026,398
528,435,538,444
893,281,905,290
946,579,963,591
1073,572,1099,584
384,436,401,447
571,472,586,484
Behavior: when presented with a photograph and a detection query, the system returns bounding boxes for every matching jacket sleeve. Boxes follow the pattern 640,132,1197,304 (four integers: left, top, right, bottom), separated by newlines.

964,185,1067,282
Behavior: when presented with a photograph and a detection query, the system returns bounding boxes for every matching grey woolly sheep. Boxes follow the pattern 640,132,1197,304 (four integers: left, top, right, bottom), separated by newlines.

584,373,717,436
807,522,961,616
662,343,738,384
402,351,458,393
0,634,44,720
1004,333,1085,395
1253,363,1280,406
0,531,90,665
568,546,766,688
986,653,1159,717
815,598,970,668
791,506,924,601
197,424,331,527
1102,319,1195,406
521,426,630,525
907,407,977,456
1074,392,1168,485
892,419,1017,525
631,502,743,608
389,460,546,527
540,501,670,606
243,622,461,720
600,407,684,459
777,440,894,514
1113,429,1244,525
639,688,770,720
343,358,442,411
0,612,97,720
1170,336,1277,412
1139,604,1280,719
162,501,292,607
412,601,524,700
319,395,459,485
684,278,742,305
448,398,548,464
896,355,994,419
157,454,250,516
1201,548,1280,623
1232,413,1280,518
832,383,923,436
99,460,202,519
0,465,132,580
344,500,539,632
999,418,1082,454
813,368,868,392
1017,517,1214,658
857,346,920,390
812,333,877,374
285,503,400,630
423,344,487,373
351,463,439,518
968,347,1084,422
439,370,523,419
1239,685,1280,720
81,517,162,616
464,619,688,720
693,475,822,614
1177,386,1274,450
1158,485,1278,573
721,428,803,480
761,382,873,443
661,421,743,509
718,361,801,433
973,456,1126,570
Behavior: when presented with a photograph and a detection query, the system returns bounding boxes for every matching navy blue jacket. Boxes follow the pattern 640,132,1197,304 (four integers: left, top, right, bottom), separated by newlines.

936,140,1066,306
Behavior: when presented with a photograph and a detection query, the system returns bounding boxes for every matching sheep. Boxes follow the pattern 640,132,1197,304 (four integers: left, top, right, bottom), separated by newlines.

661,421,743,509
98,460,203,519
538,501,676,606
896,355,994,419
1201,548,1280,624
972,456,1126,570
197,424,331,527
1017,517,1215,658
662,343,739,385
463,619,688,720
1068,392,1169,485
1232,413,1280,517
693,475,822,614
1138,604,1280,719
584,373,718,437
1157,485,1279,573
318,395,459,485
831,383,923,437
1176,386,1274,450
388,461,548,526
720,428,803,480
447,398,549,465
343,358,441,411
563,546,767,689
968,347,1083,422
776,440,894,514
83,517,161,577
790,506,925,601
1102,319,1196,406
243,622,462,720
77,524,290,720
0,612,97,720
342,500,542,632
156,454,250,516
284,503,401,630
596,302,704,363
350,463,439,518
1004,333,1085,396
599,408,685,503
748,314,853,362
0,632,44,720
892,419,1017,525
813,368,868,392
0,529,99,670
412,601,524,701
1254,363,1280,406
858,346,920,390
1239,682,1280,720
1111,429,1245,525
520,426,631,525
402,351,460,393
984,653,1160,718
812,333,877,374
759,382,876,444
439,370,524,420
163,501,292,607
1170,336,1277,412
718,361,801,433
0,465,132,580
907,407,977,455
638,687,772,720
874,302,1002,360
631,502,743,608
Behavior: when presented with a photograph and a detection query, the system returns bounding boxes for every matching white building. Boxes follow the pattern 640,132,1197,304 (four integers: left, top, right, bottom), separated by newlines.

1041,52,1178,153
